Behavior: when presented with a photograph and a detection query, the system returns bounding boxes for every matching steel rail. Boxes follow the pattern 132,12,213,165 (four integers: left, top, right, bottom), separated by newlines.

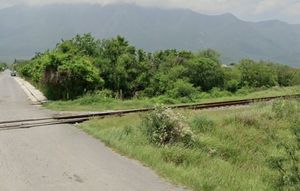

0,117,90,131
0,93,299,130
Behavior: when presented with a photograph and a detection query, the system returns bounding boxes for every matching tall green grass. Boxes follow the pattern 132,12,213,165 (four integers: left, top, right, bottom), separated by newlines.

45,85,300,111
78,99,300,190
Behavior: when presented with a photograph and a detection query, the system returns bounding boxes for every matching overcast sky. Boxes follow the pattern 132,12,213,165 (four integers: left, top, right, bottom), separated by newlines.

0,0,300,24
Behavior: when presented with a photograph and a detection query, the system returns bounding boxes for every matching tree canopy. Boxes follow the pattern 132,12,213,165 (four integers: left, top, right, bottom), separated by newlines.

15,34,300,100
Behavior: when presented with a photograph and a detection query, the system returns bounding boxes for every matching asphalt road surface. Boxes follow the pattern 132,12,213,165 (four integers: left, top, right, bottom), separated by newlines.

0,70,185,191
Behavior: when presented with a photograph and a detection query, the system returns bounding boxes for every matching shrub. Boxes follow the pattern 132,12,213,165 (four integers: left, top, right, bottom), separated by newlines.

187,57,225,91
0,63,7,72
225,79,239,93
152,96,178,105
143,105,194,146
236,86,255,95
77,89,114,105
238,59,278,88
168,80,198,99
209,87,232,98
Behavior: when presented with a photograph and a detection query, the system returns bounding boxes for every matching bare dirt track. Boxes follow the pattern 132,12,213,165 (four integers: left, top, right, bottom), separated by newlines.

0,70,185,191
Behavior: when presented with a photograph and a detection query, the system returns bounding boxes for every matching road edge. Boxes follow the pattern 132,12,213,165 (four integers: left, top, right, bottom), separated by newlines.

14,77,48,105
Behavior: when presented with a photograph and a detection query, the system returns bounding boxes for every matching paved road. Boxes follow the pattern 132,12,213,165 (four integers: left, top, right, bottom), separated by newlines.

0,70,184,191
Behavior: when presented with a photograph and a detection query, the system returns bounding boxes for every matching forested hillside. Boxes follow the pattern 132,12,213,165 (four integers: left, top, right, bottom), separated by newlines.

1,4,300,66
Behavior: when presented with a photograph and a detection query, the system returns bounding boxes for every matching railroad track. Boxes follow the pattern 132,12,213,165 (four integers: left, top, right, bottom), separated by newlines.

1,93,299,131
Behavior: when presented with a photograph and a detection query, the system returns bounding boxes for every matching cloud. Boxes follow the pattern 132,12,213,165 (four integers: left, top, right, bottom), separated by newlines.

255,0,285,14
0,0,299,23
283,2,300,16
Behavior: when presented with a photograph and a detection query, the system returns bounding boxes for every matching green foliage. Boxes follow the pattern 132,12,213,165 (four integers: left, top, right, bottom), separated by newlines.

209,87,232,98
167,80,198,99
45,55,102,100
15,33,300,101
190,116,215,133
17,35,103,100
143,105,194,146
79,99,300,191
198,49,221,64
275,65,297,86
223,66,241,92
267,121,300,190
238,59,278,87
225,79,239,92
0,62,7,71
187,57,225,91
97,36,151,98
272,100,299,119
234,112,259,127
76,90,114,105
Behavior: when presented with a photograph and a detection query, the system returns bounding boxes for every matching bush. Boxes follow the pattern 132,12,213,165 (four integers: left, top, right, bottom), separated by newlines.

143,105,194,146
0,63,7,72
225,79,239,93
236,86,255,95
168,80,198,99
238,59,278,88
151,96,178,105
187,57,225,91
77,89,114,105
209,87,232,98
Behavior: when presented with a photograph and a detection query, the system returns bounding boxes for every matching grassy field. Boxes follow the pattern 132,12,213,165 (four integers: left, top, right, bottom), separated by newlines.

78,99,300,191
45,86,300,111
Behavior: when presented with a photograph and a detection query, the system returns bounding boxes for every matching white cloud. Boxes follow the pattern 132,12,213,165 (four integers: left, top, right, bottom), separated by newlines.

283,2,300,16
255,0,280,14
0,0,299,23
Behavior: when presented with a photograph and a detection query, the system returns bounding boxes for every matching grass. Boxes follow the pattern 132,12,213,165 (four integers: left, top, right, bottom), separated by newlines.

44,85,300,111
78,99,300,191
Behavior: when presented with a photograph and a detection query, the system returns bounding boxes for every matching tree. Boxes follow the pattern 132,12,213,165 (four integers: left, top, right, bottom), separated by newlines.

187,56,225,91
198,49,221,64
95,36,153,98
275,64,297,86
238,59,277,87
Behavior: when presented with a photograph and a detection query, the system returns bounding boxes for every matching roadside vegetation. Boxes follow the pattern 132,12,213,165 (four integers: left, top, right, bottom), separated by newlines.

45,85,300,111
0,62,7,72
15,34,300,106
79,99,300,191
12,34,300,190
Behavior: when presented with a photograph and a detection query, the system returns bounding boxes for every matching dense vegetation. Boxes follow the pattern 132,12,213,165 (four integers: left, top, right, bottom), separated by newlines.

80,99,300,191
0,63,7,72
13,33,300,190
45,86,300,112
16,34,300,100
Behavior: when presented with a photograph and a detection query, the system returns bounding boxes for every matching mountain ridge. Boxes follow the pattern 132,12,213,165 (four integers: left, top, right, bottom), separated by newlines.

0,3,299,66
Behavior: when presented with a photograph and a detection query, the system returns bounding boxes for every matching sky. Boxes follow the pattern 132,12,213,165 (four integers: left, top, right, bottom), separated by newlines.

0,0,300,24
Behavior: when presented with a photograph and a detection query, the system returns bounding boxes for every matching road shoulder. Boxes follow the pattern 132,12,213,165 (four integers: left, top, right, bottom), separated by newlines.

14,77,47,105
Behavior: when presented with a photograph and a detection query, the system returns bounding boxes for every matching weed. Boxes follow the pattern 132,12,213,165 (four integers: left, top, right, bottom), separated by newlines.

267,121,300,190
234,112,259,127
77,99,300,191
190,116,215,133
272,99,298,119
143,105,194,146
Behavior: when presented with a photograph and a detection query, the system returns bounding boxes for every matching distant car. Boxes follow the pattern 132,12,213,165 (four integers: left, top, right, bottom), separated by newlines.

10,71,17,77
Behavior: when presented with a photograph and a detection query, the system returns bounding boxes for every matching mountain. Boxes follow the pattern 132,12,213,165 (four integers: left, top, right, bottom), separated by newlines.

0,3,300,66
